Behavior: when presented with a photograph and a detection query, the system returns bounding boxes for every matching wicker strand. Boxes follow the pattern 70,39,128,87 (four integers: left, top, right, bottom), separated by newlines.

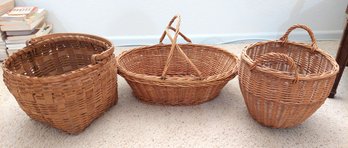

279,24,318,52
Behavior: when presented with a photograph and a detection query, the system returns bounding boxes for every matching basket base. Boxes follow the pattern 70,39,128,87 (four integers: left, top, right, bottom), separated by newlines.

25,100,117,134
27,116,94,134
247,112,303,128
242,96,324,128
239,83,326,128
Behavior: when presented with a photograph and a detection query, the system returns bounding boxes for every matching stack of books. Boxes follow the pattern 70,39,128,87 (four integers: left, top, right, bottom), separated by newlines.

0,0,14,60
0,32,6,60
0,6,52,56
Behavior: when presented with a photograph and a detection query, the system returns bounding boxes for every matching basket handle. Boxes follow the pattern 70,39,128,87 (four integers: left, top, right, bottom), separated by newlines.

250,52,299,83
279,24,318,52
159,15,192,44
160,15,203,80
91,45,114,64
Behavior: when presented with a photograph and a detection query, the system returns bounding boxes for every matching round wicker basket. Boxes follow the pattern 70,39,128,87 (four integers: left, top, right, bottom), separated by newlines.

117,16,239,105
239,24,339,128
2,33,118,134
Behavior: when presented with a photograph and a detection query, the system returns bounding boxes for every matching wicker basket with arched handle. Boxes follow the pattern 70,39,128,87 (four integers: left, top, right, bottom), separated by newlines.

239,24,339,128
2,33,118,134
117,15,239,105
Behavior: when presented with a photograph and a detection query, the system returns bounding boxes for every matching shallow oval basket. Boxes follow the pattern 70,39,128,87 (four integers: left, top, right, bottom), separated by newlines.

117,16,239,105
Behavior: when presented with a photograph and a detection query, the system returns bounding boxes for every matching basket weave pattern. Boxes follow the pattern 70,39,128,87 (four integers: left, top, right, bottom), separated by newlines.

2,33,118,134
117,16,239,105
239,25,339,128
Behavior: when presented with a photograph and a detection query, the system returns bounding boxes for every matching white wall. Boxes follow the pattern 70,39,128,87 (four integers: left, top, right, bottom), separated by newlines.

15,0,347,45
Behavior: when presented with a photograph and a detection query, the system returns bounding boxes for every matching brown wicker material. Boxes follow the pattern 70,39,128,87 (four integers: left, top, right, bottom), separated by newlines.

239,24,339,128
117,16,239,105
2,33,118,134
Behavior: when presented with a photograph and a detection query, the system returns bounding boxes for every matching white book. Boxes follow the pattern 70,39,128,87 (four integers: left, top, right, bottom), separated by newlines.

7,23,52,41
0,0,14,15
0,9,46,26
6,43,26,49
0,6,38,22
0,48,8,60
0,16,44,31
5,28,36,36
0,55,8,61
8,7,37,15
5,39,26,44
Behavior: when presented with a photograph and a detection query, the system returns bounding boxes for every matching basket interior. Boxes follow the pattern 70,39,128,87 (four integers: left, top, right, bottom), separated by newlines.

246,42,335,75
5,39,108,77
118,44,238,79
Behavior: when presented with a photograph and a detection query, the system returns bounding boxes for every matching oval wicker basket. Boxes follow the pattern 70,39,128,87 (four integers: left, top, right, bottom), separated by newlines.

239,24,339,128
117,16,239,105
2,33,118,134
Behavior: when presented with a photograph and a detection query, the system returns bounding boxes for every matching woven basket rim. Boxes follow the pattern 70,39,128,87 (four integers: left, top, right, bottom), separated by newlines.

117,43,239,84
2,33,115,83
26,32,114,44
242,40,339,81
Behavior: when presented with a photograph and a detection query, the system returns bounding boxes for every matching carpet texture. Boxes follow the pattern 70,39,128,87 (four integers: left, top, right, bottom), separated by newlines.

0,41,347,147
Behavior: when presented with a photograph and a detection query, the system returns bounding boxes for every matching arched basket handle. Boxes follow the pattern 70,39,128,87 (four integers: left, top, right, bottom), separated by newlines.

279,24,318,52
159,16,192,44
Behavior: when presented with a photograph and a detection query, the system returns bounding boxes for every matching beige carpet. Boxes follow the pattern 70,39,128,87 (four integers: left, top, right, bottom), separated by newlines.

0,41,347,147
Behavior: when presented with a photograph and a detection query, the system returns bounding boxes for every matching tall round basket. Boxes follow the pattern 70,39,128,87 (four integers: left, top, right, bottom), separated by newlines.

239,24,339,128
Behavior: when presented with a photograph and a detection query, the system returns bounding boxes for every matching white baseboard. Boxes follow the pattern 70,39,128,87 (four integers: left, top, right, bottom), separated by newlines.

107,30,343,46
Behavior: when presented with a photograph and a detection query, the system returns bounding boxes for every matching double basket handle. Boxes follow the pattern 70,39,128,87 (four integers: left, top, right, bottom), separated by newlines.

26,33,114,65
250,52,299,83
279,24,318,52
159,16,192,44
160,15,203,80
